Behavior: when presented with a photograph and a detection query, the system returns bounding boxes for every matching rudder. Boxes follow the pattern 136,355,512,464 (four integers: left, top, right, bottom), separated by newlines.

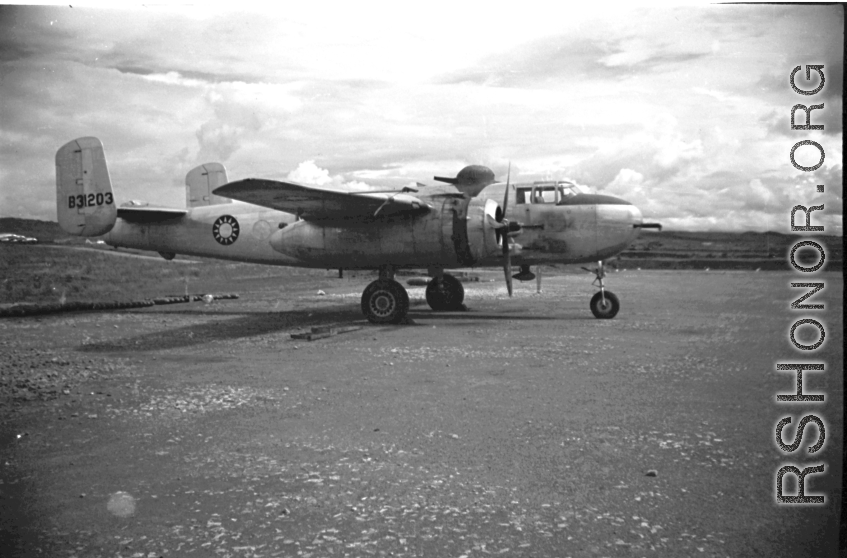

56,137,117,236
186,163,230,207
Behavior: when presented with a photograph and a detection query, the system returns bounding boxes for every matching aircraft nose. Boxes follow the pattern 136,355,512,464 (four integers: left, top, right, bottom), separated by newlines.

595,196,641,227
594,197,643,257
629,202,643,227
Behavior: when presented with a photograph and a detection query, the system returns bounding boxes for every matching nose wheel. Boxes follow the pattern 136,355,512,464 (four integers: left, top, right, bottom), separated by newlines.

590,290,620,319
583,261,620,319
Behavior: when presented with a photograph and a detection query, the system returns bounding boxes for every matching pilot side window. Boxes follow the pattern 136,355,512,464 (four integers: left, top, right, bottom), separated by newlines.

516,188,532,205
532,186,558,204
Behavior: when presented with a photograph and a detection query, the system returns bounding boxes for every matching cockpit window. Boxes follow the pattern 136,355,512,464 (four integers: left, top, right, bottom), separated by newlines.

533,186,558,204
516,181,588,205
559,184,578,197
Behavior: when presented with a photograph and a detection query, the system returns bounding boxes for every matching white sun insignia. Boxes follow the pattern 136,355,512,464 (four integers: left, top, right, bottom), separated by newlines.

213,215,240,245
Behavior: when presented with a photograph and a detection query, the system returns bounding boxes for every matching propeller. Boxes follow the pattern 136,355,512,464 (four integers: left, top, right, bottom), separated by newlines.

501,164,513,297
485,163,544,297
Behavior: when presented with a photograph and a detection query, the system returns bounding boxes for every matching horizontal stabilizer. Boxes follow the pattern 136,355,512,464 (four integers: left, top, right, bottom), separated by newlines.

117,206,187,223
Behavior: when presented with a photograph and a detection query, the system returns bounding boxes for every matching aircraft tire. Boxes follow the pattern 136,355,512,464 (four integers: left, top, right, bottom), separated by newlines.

361,279,409,324
425,274,465,311
590,291,620,319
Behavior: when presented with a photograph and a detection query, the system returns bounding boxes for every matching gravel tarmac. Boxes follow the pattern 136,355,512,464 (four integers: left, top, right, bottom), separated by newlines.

1,270,842,557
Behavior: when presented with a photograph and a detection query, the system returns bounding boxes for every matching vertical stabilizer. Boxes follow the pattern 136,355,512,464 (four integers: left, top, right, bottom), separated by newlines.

186,163,230,207
56,137,117,236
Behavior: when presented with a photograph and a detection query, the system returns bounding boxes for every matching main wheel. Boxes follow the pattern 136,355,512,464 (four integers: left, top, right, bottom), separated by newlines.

425,274,465,311
361,280,410,324
590,290,620,319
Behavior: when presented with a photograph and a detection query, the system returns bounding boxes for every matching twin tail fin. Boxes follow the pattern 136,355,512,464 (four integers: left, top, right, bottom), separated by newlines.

56,137,232,237
55,137,117,236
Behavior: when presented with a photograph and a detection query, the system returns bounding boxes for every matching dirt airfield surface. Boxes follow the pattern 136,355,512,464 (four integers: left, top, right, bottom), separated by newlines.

1,268,843,557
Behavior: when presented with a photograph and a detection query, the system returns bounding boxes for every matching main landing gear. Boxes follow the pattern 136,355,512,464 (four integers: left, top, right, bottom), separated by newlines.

425,273,465,311
361,267,410,324
360,267,466,324
582,260,620,319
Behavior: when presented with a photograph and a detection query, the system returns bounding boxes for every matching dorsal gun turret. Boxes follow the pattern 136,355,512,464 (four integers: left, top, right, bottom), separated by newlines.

434,165,496,197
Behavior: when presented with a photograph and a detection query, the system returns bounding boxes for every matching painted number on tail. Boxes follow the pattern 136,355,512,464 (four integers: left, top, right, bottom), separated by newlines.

213,215,240,245
68,192,113,208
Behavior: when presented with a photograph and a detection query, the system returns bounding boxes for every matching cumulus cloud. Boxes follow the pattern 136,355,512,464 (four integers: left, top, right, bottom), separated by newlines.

191,81,301,165
598,37,712,69
285,160,372,192
196,121,245,163
606,169,645,195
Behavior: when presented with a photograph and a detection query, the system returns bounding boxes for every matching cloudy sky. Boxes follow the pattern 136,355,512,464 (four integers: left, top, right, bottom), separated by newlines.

0,3,842,233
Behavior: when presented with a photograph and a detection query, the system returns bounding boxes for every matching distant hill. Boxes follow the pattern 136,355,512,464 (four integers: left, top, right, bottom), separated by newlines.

0,218,78,243
627,229,842,258
621,230,842,270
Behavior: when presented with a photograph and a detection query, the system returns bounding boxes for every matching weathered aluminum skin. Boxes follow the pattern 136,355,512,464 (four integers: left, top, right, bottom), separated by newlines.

103,183,641,269
268,197,501,269
476,183,642,266
105,203,301,266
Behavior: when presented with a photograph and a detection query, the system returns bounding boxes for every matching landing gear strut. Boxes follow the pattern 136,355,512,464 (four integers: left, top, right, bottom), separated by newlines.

583,260,620,319
361,266,410,324
425,273,465,311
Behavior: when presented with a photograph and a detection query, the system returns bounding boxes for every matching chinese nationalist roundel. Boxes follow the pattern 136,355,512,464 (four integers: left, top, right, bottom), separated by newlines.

212,215,240,245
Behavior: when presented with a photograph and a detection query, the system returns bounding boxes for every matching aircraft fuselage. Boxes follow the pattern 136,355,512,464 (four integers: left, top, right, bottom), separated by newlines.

104,181,642,269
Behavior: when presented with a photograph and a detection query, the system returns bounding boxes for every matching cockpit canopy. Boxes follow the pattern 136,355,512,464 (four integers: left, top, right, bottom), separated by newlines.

515,181,591,205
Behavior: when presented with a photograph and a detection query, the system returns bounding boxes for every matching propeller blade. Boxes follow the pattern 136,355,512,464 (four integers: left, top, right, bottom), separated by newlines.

502,231,513,297
502,162,513,297
502,162,511,216
503,244,513,297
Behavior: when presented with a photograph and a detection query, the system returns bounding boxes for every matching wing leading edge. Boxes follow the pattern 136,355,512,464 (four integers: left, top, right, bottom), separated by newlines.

213,179,432,222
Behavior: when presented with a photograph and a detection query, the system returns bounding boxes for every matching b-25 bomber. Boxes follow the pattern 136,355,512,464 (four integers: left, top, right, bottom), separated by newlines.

56,137,659,324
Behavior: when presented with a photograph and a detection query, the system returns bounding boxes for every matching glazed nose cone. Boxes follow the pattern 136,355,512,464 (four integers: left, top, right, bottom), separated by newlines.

593,196,643,253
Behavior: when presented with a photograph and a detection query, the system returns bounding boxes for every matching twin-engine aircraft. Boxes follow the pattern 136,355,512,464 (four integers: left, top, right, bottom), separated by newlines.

56,137,658,324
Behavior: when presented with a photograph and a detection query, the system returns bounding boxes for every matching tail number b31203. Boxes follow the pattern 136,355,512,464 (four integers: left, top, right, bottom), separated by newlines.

69,192,113,209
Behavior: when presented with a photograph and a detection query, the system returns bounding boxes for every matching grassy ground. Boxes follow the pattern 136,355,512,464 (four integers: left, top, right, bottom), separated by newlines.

1,245,204,303
0,245,345,305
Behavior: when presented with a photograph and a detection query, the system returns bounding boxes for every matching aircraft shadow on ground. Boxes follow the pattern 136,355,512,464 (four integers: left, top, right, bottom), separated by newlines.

409,309,579,323
78,305,367,353
77,300,584,353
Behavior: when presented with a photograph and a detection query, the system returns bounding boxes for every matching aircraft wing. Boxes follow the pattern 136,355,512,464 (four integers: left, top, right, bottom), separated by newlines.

117,206,188,223
213,179,433,221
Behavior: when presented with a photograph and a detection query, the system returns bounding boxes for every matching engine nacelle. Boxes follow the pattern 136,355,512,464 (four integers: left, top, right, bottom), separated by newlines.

461,197,502,264
269,197,502,269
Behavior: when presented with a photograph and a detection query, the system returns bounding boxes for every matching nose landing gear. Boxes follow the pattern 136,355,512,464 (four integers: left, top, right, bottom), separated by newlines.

582,261,620,319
